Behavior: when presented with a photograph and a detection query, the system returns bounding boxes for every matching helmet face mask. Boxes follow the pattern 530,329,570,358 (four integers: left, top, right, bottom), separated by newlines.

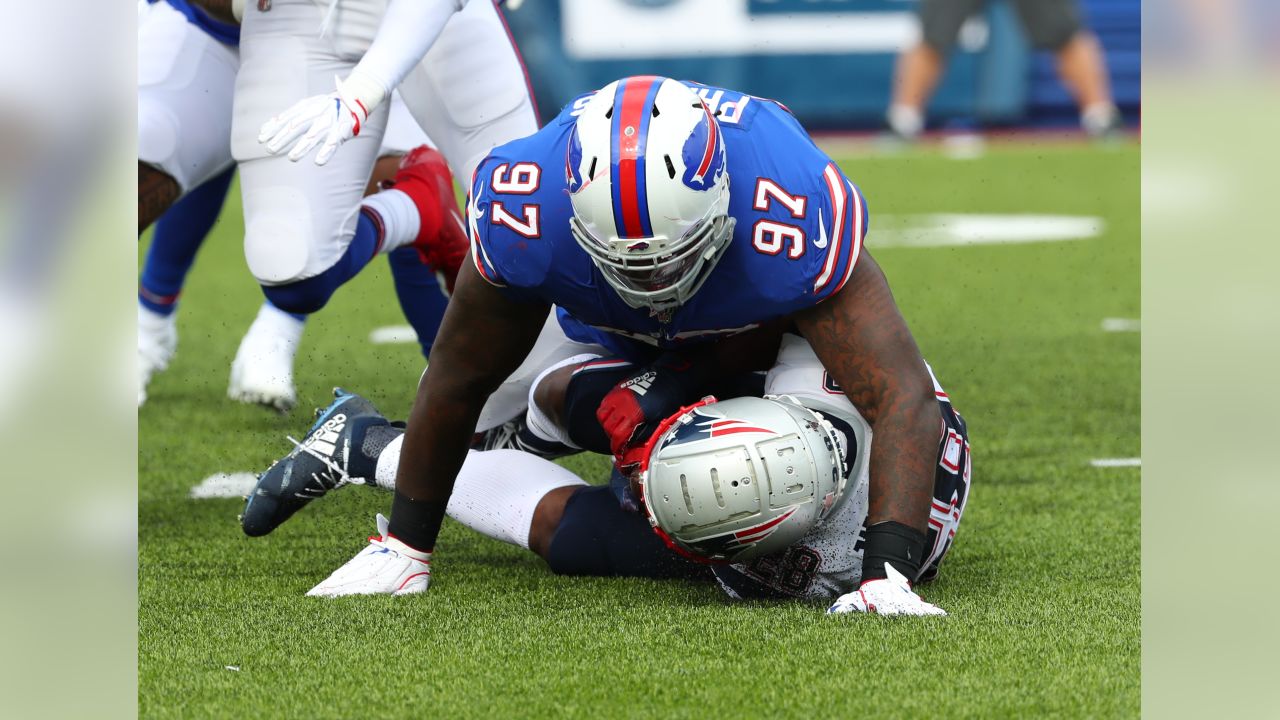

566,77,734,312
569,211,735,310
637,395,850,564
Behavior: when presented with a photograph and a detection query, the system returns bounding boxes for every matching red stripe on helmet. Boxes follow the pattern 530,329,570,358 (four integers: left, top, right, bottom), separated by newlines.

733,508,796,542
616,77,659,238
695,102,719,179
710,426,775,437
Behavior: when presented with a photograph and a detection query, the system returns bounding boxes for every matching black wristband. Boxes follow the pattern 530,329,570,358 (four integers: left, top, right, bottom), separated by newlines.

387,492,449,553
861,521,927,583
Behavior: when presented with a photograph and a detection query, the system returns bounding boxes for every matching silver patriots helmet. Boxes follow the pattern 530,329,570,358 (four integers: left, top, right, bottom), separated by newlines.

636,395,848,563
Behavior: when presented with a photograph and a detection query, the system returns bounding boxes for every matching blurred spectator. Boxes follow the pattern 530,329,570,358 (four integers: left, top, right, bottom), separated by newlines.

886,0,1123,138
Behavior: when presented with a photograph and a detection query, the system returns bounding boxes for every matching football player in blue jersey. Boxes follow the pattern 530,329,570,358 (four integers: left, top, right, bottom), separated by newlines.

244,329,970,615
298,76,955,615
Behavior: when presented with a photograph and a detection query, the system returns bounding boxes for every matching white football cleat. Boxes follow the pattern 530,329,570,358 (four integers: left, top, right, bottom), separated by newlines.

307,514,432,598
138,305,177,407
228,303,303,412
827,562,947,617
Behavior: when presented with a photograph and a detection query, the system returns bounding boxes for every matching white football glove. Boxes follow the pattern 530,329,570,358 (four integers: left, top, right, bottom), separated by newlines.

258,71,384,166
827,562,947,617
306,514,432,597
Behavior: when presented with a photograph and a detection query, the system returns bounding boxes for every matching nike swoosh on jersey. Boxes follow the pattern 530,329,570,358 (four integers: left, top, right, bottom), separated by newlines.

814,211,829,249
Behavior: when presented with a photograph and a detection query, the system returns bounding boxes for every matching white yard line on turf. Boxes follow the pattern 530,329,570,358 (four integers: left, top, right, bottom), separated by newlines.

870,214,1105,248
1101,317,1141,332
941,134,986,160
369,325,418,344
190,472,259,499
1090,458,1141,468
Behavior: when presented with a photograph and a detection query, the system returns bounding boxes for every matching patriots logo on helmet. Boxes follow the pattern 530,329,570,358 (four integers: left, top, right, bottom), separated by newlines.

663,409,777,449
688,508,797,559
681,103,725,192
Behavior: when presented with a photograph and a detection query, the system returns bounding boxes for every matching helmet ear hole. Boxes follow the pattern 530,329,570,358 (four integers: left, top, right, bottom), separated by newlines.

587,157,597,179
652,105,661,118
664,155,676,179
605,106,613,119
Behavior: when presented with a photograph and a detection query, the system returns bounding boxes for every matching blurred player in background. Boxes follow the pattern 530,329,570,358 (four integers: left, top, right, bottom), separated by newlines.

234,0,537,339
886,0,1124,139
262,76,963,615
137,0,537,409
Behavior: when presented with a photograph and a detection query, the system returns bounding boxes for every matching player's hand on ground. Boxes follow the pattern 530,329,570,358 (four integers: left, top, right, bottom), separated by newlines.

307,514,432,597
827,562,946,617
259,75,371,165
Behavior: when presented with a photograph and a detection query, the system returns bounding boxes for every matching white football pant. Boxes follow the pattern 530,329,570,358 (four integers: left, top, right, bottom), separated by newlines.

138,0,239,195
137,0,429,202
231,0,538,286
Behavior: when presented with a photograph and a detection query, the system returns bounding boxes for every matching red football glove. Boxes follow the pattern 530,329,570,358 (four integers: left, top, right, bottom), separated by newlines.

596,354,705,465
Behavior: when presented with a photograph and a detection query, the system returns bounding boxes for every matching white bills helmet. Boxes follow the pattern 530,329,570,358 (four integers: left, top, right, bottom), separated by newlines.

635,396,848,563
566,76,735,312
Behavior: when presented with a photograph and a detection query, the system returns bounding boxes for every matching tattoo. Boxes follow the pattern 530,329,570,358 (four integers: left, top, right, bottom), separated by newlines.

794,250,941,533
187,0,239,25
138,163,180,234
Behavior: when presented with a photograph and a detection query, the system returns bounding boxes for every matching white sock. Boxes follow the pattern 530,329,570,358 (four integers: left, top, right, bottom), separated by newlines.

524,353,600,448
137,303,174,332
371,442,587,550
887,104,924,138
1081,103,1118,135
362,189,420,254
374,434,403,491
247,302,305,353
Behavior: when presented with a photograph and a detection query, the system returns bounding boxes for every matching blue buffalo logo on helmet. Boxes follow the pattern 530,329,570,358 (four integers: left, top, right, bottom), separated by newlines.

681,102,726,192
565,125,585,192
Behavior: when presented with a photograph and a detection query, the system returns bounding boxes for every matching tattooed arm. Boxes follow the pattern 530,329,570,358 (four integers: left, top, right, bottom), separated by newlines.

187,0,239,25
794,248,942,578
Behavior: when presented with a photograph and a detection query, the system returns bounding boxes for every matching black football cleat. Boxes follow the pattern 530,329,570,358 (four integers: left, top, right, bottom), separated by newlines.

241,388,389,536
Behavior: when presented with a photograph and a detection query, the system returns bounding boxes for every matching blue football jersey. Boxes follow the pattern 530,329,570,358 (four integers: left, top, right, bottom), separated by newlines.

152,0,241,46
467,81,868,361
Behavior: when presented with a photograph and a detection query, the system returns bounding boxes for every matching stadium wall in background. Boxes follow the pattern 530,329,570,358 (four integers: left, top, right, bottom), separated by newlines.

502,0,1140,130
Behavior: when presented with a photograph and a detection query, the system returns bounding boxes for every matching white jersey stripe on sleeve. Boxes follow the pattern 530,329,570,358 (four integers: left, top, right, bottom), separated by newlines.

814,163,847,293
827,178,865,296
467,184,506,288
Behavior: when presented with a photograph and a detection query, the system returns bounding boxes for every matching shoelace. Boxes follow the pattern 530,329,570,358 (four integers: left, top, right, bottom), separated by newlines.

286,434,367,494
476,421,521,452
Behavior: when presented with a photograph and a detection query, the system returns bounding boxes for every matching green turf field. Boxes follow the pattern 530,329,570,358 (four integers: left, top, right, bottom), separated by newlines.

139,140,1140,719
